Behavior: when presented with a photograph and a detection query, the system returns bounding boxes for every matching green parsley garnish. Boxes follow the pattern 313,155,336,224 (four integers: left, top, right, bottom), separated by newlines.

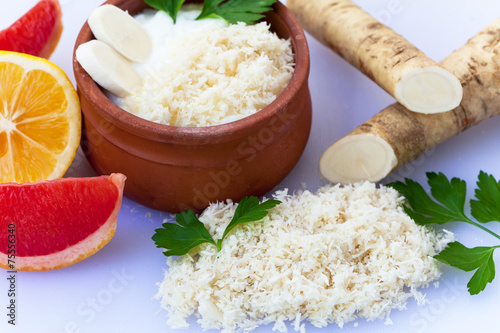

389,171,500,295
144,0,186,23
145,0,277,25
197,0,277,24
152,196,281,256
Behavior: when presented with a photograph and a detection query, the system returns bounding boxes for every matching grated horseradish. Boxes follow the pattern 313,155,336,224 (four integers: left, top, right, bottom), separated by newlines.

155,182,453,332
109,6,294,127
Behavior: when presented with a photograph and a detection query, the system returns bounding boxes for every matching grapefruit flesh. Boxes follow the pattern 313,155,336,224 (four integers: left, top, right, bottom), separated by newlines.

0,173,126,271
0,0,63,59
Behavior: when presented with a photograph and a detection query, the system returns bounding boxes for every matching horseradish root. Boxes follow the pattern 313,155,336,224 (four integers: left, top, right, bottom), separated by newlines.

287,0,463,114
320,18,500,184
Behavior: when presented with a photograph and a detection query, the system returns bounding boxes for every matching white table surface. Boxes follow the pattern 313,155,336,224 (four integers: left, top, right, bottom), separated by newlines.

2,0,500,332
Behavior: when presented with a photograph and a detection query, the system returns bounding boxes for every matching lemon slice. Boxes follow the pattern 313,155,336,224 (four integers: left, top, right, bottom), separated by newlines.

0,51,81,183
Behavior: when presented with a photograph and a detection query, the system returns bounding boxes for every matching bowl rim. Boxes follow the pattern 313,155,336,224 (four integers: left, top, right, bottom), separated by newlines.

73,0,310,144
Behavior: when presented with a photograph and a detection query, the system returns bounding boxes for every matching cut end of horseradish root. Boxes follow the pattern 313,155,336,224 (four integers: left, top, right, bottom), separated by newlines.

394,66,463,114
319,134,397,184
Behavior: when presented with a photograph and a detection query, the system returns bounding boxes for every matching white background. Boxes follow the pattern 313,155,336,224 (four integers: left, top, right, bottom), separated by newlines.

2,0,500,332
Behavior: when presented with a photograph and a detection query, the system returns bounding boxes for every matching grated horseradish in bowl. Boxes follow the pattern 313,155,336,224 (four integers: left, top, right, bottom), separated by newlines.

73,0,312,213
110,6,295,127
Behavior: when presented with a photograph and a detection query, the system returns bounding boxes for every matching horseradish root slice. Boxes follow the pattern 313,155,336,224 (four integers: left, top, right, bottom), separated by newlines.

87,4,152,63
76,40,142,97
287,0,463,114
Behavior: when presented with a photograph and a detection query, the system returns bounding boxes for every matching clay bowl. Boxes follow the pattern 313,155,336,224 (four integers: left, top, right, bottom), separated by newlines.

73,0,312,213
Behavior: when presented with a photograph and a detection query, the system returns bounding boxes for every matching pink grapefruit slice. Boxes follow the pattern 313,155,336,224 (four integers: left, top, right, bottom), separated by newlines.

0,0,63,59
0,173,126,271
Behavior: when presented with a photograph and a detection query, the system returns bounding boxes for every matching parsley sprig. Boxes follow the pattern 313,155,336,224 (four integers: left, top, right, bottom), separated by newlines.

197,0,276,24
389,171,500,295
145,0,277,25
144,0,186,23
152,196,281,256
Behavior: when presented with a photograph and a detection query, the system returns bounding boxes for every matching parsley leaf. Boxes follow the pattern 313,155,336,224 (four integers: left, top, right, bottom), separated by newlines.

152,209,216,256
471,171,500,223
197,0,277,25
153,196,281,256
427,172,470,221
217,196,281,251
388,173,471,225
144,0,186,23
435,242,497,295
389,171,500,295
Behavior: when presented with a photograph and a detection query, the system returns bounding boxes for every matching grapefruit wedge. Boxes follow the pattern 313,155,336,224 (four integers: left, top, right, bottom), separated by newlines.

0,0,63,58
0,173,126,271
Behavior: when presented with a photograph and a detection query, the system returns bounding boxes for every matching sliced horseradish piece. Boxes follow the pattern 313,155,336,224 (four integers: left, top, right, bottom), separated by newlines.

87,4,152,63
76,40,142,97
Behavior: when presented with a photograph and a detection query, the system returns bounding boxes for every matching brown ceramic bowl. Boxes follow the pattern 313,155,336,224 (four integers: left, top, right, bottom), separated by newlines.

73,0,311,213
